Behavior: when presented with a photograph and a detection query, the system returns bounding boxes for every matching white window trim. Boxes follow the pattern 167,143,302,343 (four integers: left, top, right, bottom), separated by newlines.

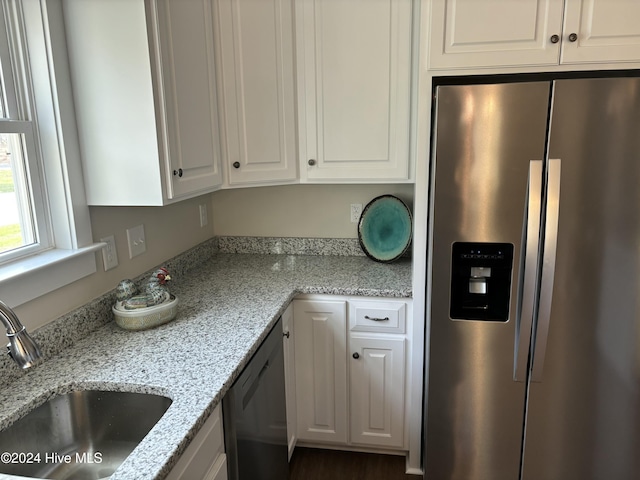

0,0,102,308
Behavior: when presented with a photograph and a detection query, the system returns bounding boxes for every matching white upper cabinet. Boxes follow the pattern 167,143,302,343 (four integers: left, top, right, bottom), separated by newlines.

428,0,564,69
153,0,223,199
297,0,413,182
561,0,640,64
214,0,298,187
64,0,222,206
428,0,640,70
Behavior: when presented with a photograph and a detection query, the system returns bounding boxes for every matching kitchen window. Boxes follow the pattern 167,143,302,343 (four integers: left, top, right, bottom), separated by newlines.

0,0,101,307
0,2,49,263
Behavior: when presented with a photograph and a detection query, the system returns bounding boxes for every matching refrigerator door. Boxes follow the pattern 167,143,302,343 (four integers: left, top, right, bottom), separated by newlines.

522,77,640,480
425,82,550,480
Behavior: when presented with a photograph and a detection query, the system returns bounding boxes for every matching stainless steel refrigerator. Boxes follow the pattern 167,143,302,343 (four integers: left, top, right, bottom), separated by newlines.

424,76,640,480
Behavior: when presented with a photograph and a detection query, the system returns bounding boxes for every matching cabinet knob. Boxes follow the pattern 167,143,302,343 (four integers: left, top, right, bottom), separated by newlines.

173,168,183,177
568,33,578,42
308,159,316,166
232,161,240,169
550,34,560,44
283,331,290,339
352,352,360,359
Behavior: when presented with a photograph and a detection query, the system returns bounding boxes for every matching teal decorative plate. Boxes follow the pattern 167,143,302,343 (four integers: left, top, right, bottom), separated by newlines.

358,195,412,262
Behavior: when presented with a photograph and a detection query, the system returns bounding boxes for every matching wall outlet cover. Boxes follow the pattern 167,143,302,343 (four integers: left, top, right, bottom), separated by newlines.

199,203,208,227
350,203,363,223
100,235,119,271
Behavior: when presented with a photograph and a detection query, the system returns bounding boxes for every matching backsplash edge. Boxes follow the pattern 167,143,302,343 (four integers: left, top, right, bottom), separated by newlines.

216,236,366,256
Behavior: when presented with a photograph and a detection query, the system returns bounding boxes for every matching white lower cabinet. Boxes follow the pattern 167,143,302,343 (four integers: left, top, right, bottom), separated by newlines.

166,404,227,480
293,296,410,452
349,336,405,448
293,299,348,444
282,302,297,459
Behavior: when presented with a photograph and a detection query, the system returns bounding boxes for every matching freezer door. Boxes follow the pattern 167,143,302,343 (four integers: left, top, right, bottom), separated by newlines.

522,77,640,480
425,82,550,480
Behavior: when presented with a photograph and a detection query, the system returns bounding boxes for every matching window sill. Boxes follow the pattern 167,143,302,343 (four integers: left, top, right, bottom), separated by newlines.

0,243,105,308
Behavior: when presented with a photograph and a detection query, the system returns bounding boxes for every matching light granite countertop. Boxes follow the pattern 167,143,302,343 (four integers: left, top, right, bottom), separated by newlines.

0,252,412,480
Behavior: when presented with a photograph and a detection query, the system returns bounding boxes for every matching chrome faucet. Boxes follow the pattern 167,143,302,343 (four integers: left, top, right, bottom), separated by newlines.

0,300,43,369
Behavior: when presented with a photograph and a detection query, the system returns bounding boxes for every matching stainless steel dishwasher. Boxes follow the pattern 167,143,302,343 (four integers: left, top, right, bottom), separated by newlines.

223,318,289,480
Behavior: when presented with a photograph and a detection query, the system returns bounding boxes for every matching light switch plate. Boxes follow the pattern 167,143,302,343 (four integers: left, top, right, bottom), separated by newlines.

100,235,119,271
126,224,146,258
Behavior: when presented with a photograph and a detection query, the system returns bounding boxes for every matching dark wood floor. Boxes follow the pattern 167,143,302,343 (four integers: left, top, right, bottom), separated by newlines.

289,447,418,480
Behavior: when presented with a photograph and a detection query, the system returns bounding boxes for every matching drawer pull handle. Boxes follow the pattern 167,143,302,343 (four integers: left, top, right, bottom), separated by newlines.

364,315,390,322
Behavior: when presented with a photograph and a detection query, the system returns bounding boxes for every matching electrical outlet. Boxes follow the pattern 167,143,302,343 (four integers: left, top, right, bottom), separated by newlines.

199,203,208,227
350,203,363,223
126,224,146,258
100,235,119,271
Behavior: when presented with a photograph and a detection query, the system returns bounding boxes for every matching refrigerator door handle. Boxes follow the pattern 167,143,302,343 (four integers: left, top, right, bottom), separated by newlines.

531,158,561,382
514,160,544,382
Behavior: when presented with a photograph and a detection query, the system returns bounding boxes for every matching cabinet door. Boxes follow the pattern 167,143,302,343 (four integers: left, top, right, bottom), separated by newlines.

294,299,347,444
428,0,564,69
561,0,640,64
206,456,228,480
349,336,405,448
166,405,226,480
297,0,412,181
281,303,297,459
152,0,223,199
214,0,297,186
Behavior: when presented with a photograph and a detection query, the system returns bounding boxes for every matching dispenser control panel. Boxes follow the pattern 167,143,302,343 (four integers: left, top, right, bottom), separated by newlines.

450,242,514,321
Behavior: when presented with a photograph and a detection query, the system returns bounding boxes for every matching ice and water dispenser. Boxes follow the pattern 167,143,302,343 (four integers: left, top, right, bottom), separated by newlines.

450,242,514,321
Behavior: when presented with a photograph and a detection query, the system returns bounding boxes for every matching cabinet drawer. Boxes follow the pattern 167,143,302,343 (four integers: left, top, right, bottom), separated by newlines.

349,301,406,334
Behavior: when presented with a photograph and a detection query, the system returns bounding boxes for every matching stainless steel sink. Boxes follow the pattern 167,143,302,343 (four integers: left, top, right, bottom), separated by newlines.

0,390,172,480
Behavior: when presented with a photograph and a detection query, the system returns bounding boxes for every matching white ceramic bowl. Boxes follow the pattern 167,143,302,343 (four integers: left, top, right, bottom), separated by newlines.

112,295,179,331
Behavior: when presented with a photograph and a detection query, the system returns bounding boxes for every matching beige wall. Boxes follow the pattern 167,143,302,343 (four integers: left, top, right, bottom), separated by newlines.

15,195,214,330
211,184,415,238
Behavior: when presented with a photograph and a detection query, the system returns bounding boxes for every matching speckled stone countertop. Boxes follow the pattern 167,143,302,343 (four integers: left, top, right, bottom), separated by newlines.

0,251,412,480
